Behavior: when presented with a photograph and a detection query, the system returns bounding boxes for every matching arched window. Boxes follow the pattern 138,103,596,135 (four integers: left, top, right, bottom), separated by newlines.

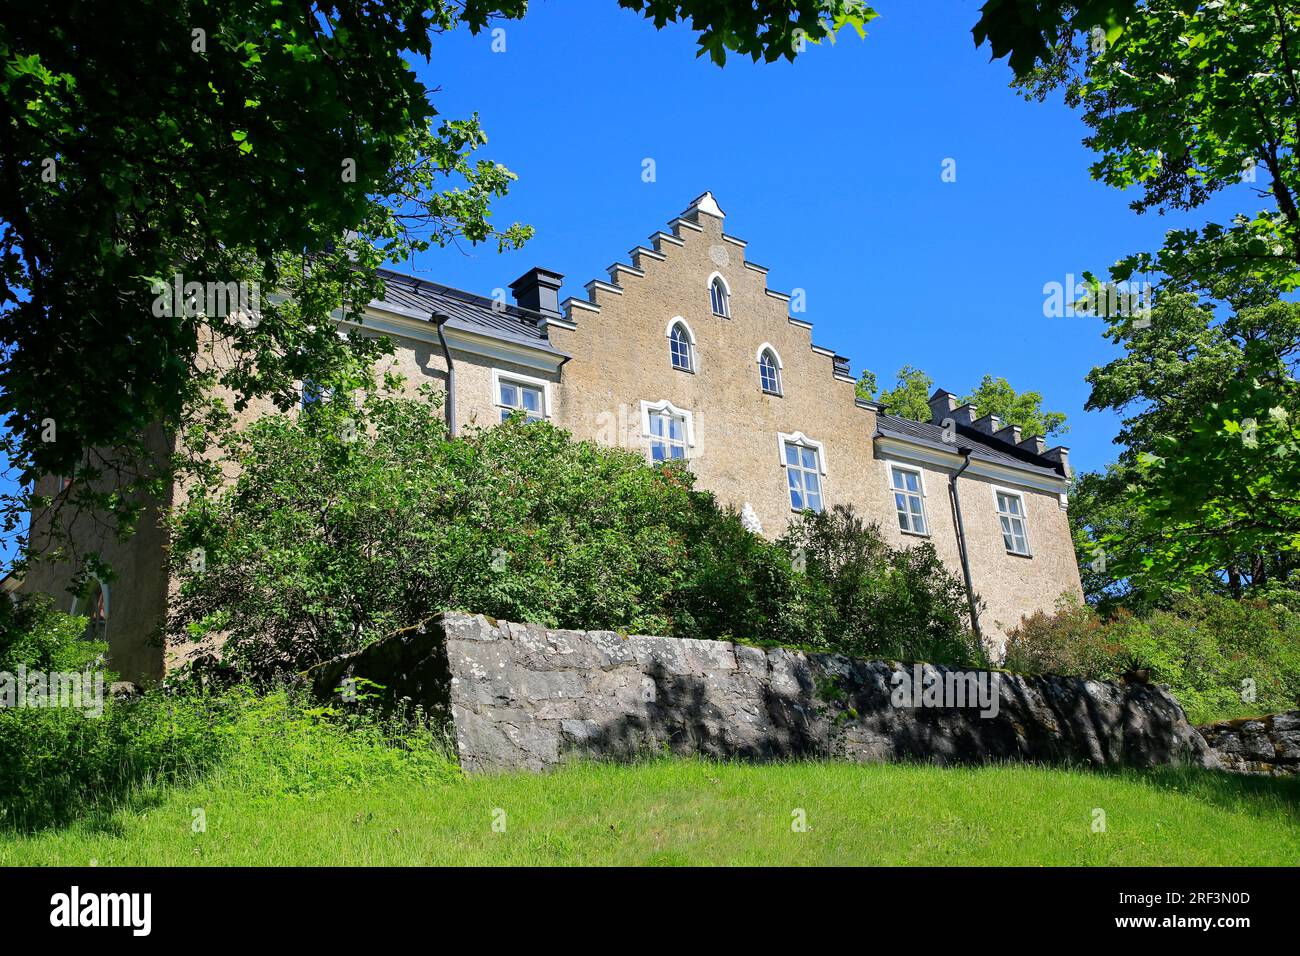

758,347,782,395
709,275,730,317
72,577,108,641
668,320,694,372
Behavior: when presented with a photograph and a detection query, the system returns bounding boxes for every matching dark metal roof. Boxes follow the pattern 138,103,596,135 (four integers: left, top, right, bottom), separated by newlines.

875,413,1064,479
369,268,564,353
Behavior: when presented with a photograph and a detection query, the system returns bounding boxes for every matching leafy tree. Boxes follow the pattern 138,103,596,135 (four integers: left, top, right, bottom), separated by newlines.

1075,294,1300,600
961,375,1067,438
619,0,877,64
867,365,934,421
859,366,1068,438
972,1,1137,76
1,0,874,560
1013,0,1300,305
854,369,878,403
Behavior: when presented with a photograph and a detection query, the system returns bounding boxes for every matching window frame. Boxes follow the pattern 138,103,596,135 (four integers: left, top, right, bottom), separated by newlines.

992,485,1032,557
70,576,109,640
299,379,334,411
756,343,783,396
777,431,826,513
887,461,929,537
708,272,730,317
492,368,552,423
665,317,696,373
640,399,696,465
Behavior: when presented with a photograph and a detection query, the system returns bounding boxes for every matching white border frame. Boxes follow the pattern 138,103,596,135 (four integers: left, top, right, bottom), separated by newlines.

707,271,731,317
70,575,109,638
991,484,1033,557
777,431,827,473
885,459,930,538
639,399,696,451
756,342,783,395
492,368,553,420
664,316,697,372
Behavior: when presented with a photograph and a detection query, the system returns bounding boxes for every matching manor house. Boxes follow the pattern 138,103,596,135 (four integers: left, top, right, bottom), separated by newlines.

23,192,1082,682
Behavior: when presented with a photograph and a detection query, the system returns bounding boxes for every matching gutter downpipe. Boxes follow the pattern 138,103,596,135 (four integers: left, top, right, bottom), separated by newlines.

949,446,983,644
433,312,456,437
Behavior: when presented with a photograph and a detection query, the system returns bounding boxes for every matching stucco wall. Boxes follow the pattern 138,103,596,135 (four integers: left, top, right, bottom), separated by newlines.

546,204,1082,650
20,425,176,684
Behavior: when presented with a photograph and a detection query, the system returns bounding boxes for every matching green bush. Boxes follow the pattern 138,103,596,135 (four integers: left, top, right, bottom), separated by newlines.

1004,594,1300,723
0,589,452,830
779,504,986,666
0,682,454,832
171,386,984,674
0,593,101,673
1002,603,1133,679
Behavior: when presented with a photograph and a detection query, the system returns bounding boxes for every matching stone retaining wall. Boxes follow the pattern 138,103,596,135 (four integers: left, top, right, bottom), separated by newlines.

313,613,1217,775
1197,712,1300,776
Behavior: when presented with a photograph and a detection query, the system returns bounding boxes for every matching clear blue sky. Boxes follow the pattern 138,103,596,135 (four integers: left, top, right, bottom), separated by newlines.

402,0,1252,477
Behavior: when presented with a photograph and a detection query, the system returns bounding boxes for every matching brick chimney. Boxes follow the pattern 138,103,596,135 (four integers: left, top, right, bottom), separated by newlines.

948,403,979,427
1044,446,1071,477
972,413,1001,436
1018,434,1047,455
927,389,958,424
994,423,1022,445
509,267,564,319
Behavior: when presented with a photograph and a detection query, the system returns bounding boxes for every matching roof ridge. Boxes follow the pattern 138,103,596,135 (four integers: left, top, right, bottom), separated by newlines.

376,266,545,327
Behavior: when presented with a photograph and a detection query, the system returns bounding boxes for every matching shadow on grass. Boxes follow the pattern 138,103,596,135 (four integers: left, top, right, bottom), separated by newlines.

1094,763,1300,826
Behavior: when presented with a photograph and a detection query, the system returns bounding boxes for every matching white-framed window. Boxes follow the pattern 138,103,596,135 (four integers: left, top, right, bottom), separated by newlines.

994,487,1031,556
667,318,695,372
493,369,550,423
889,463,928,536
648,409,688,462
640,399,695,464
778,431,825,512
300,379,333,410
757,343,782,395
71,576,109,641
709,273,730,317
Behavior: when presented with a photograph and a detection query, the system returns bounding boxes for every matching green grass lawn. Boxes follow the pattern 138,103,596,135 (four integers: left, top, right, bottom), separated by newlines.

3,758,1298,866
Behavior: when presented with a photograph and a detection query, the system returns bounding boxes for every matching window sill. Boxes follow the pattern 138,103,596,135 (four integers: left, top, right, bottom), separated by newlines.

1005,549,1034,559
899,528,930,539
761,388,783,397
497,407,549,421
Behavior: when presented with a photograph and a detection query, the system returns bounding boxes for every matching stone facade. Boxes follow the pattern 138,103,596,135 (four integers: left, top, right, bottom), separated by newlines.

1198,712,1300,776
21,191,1083,682
312,613,1217,775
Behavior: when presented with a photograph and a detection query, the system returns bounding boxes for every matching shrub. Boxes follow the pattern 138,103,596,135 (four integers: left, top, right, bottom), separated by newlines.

1004,594,1300,723
0,593,101,673
0,593,452,830
0,682,454,832
172,386,813,673
171,386,987,674
1002,603,1132,678
778,504,986,666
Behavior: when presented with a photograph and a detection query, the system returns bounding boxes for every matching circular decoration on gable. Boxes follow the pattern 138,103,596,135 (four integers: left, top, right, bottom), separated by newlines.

708,243,729,268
